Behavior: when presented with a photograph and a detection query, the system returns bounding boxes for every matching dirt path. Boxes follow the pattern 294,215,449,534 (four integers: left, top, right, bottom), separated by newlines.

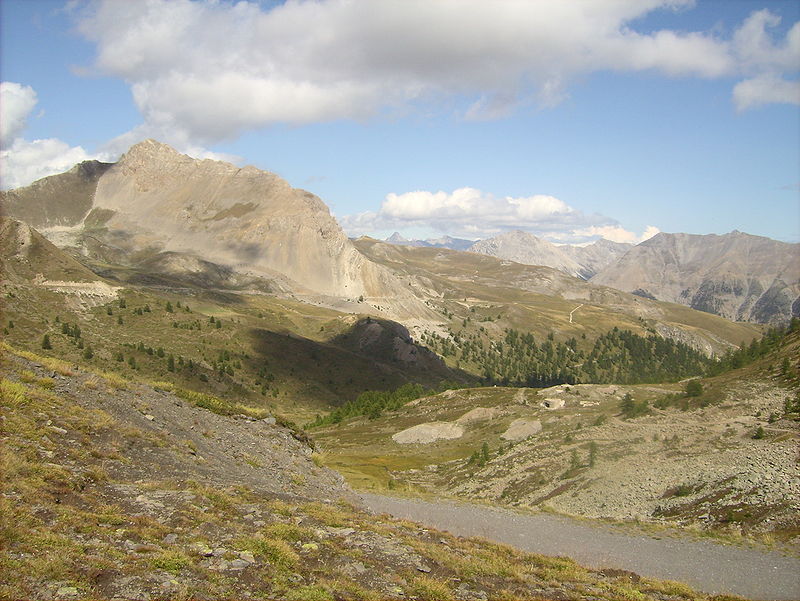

361,493,800,601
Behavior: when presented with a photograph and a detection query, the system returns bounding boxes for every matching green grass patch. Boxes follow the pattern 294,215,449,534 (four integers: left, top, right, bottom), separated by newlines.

174,387,268,419
262,522,317,542
150,549,193,574
236,536,299,568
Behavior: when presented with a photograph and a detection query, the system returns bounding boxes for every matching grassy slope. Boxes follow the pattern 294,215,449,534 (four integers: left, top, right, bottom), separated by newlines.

0,346,723,601
354,237,762,352
1,279,471,423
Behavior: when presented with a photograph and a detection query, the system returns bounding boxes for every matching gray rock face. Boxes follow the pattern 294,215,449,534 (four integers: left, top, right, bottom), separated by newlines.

392,422,465,444
500,418,542,441
591,231,800,324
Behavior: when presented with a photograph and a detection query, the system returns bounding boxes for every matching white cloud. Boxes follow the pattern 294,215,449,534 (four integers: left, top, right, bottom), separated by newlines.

733,9,800,72
0,138,99,190
733,74,800,111
72,0,799,144
341,187,615,240
0,82,38,147
0,80,112,190
729,9,800,111
570,224,661,244
340,187,662,243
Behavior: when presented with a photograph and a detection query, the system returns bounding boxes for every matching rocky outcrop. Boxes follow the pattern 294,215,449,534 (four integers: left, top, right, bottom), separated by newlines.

0,218,104,283
456,407,499,424
591,231,800,324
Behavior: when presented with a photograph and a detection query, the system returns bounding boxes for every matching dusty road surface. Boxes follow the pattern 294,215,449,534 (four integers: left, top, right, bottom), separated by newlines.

361,493,800,601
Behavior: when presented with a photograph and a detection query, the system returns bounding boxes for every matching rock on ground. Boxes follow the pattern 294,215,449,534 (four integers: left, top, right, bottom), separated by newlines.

392,422,465,444
456,407,499,424
501,418,542,441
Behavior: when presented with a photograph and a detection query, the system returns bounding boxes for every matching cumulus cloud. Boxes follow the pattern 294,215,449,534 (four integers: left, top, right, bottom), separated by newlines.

338,187,647,243
733,74,800,111
0,138,98,190
0,81,108,190
569,224,661,244
0,82,38,147
730,9,800,111
71,0,799,145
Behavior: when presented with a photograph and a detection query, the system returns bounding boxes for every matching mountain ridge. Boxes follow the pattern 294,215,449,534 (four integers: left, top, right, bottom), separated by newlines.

591,230,800,324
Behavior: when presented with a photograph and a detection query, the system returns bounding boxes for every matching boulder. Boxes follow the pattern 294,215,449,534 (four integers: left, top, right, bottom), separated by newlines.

541,398,565,410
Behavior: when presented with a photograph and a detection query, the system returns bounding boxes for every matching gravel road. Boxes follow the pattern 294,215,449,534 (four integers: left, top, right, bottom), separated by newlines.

361,493,800,601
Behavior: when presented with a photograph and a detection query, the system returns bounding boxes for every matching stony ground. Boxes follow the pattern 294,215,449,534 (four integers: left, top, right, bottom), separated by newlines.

315,374,799,546
1,347,729,601
434,381,800,542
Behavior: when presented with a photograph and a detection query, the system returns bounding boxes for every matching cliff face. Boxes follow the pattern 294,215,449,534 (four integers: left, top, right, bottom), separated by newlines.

591,231,800,324
1,140,415,305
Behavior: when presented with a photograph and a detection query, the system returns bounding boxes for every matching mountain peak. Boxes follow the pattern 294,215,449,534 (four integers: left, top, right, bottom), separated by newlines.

386,232,409,243
120,139,185,162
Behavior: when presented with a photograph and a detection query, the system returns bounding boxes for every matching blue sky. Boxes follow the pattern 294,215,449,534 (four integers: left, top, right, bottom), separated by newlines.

1,0,798,244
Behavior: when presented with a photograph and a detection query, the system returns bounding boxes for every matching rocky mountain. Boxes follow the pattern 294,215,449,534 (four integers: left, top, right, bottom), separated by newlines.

467,230,586,278
560,238,633,278
384,232,474,251
467,231,634,280
591,231,800,324
0,140,422,316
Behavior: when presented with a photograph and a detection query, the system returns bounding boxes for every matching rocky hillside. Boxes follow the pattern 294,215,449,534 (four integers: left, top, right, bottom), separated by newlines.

561,238,633,278
356,237,761,357
591,231,800,324
313,329,800,543
0,347,714,601
467,230,585,278
0,140,424,317
466,231,631,279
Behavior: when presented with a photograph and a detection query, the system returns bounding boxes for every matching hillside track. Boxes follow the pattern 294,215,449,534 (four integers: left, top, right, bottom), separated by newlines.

361,493,800,601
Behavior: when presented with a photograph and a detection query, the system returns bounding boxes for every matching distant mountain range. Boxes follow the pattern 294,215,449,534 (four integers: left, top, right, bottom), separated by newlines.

2,139,796,326
385,228,798,324
466,230,631,280
386,229,633,280
385,232,474,251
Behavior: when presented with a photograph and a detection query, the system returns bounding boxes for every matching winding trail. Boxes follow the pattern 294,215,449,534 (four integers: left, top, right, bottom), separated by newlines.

569,303,583,323
361,493,800,601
